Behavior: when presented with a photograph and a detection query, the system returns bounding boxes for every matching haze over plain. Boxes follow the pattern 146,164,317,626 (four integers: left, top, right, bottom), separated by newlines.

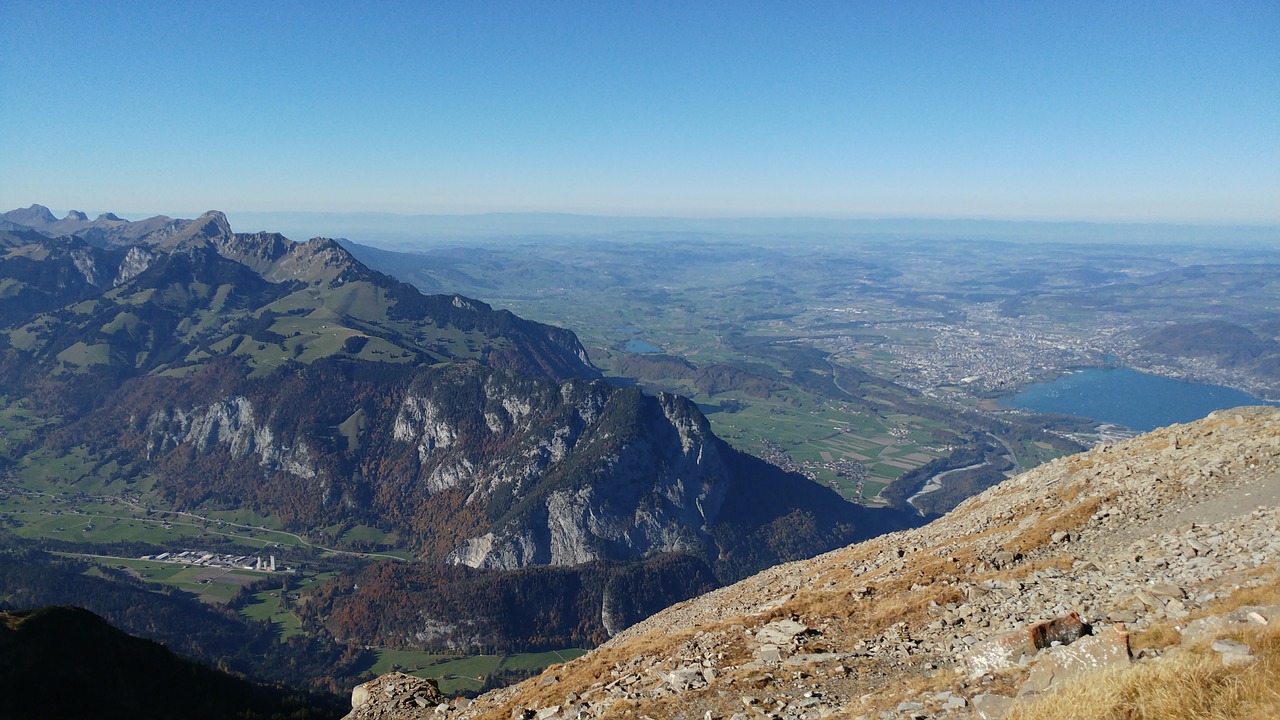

1,0,1277,225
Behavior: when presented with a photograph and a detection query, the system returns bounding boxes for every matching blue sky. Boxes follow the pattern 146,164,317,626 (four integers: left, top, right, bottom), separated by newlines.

2,0,1277,223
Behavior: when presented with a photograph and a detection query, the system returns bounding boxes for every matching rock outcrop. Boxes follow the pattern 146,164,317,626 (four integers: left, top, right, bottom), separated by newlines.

348,673,447,720
345,406,1280,720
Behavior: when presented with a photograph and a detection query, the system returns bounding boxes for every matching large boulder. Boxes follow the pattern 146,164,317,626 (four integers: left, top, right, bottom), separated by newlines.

964,612,1091,675
346,672,445,720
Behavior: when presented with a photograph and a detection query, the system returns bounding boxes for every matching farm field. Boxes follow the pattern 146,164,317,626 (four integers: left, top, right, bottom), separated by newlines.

0,442,410,563
368,648,588,696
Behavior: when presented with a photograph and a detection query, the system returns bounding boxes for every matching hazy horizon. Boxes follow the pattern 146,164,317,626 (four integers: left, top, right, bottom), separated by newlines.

10,202,1276,248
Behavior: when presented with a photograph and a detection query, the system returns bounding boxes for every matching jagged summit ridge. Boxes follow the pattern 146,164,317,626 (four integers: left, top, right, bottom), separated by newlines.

264,235,364,283
358,407,1280,720
1,202,604,388
1,204,372,288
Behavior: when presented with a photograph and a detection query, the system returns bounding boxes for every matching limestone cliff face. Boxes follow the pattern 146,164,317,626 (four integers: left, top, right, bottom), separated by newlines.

0,237,146,320
63,242,159,288
389,365,730,569
114,246,155,286
142,395,319,480
68,245,105,287
113,355,887,577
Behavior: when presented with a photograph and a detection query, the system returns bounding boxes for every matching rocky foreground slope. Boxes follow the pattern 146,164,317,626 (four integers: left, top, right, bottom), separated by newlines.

348,406,1280,719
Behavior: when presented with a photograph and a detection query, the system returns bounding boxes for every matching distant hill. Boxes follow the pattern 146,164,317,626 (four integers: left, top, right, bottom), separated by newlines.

1143,319,1280,381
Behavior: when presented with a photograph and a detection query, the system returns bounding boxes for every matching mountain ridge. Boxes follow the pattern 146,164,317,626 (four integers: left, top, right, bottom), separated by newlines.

0,207,598,383
1,204,912,654
222,209,1280,247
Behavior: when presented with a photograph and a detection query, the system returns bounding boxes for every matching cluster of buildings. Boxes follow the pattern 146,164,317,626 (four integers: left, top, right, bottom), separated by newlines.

141,549,280,572
858,303,1130,394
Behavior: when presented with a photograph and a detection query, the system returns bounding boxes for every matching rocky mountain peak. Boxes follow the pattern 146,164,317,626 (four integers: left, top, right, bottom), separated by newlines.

63,210,88,222
3,204,58,227
261,235,362,284
187,210,234,241
349,407,1280,720
96,212,123,222
154,210,227,245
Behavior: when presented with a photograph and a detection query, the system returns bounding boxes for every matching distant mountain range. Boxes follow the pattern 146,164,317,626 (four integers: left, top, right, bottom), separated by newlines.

229,210,1280,248
13,204,1272,247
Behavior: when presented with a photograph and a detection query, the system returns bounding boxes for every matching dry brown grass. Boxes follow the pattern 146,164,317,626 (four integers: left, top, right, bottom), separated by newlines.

1009,594,1280,720
853,668,966,718
861,583,965,630
1005,497,1105,556
1056,481,1087,504
468,636,672,720
788,564,965,638
1203,573,1280,615
1063,455,1095,472
1129,621,1182,655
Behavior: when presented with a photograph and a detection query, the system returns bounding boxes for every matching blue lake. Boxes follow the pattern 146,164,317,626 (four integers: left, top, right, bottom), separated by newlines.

624,339,662,354
1003,367,1274,432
